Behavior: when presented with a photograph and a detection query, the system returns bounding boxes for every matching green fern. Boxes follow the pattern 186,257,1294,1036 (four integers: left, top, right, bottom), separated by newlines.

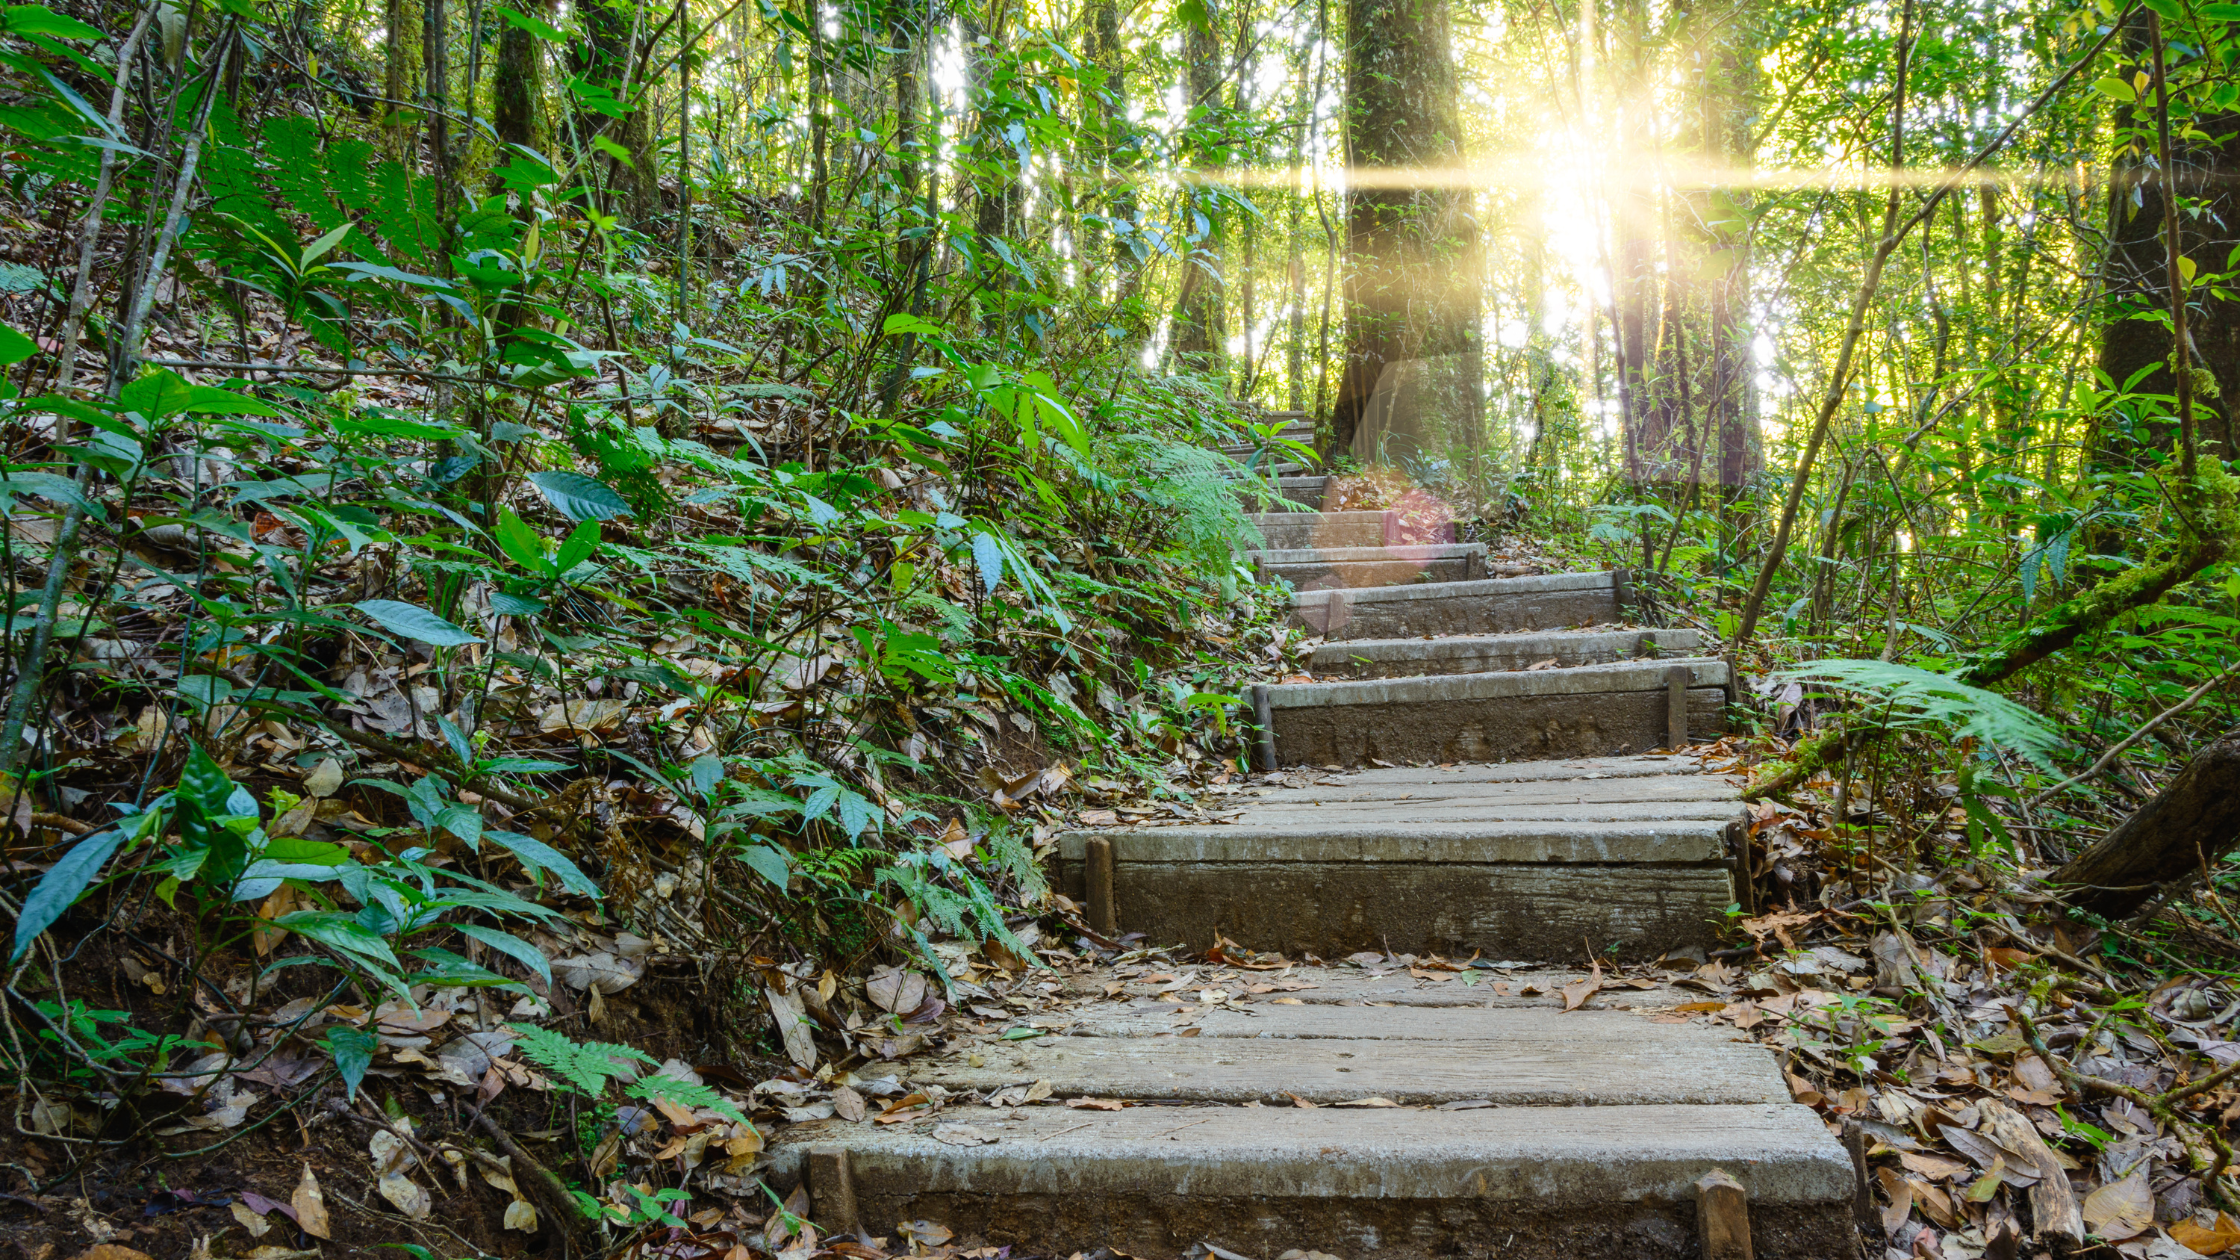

982,825,1049,902
507,1023,655,1097
629,1074,747,1126
1105,435,1264,572
1780,659,2064,768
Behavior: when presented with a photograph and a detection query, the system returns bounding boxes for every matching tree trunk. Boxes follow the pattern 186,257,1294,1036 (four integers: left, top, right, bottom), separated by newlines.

385,0,423,159
2099,12,2240,463
1089,0,1140,327
1171,5,1226,374
423,0,449,206
493,0,551,156
1331,0,1476,465
575,0,656,218
2050,727,2240,919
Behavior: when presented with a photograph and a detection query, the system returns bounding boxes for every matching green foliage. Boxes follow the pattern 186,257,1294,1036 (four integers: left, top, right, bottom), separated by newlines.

507,1023,656,1096
1778,659,2065,769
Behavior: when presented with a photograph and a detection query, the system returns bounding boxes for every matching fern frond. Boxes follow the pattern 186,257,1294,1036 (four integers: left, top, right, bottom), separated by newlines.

628,1073,748,1126
507,1023,655,1097
1780,659,2065,768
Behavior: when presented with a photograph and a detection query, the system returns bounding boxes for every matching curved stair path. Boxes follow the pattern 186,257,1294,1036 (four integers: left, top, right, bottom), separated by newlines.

772,497,1858,1259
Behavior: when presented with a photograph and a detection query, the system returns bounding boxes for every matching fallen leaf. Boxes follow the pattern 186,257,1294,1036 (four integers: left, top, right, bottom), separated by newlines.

933,1124,995,1146
503,1199,539,1232
376,1172,430,1220
1560,960,1603,1013
832,1085,867,1121
2083,1172,2155,1242
303,759,344,798
1066,1097,1124,1110
229,1201,272,1238
1332,1097,1399,1107
766,984,817,1070
1877,1168,1913,1236
74,1247,153,1260
292,1165,331,1240
1899,1151,1969,1181
2172,1214,2240,1256
897,1220,953,1249
1914,1179,1958,1228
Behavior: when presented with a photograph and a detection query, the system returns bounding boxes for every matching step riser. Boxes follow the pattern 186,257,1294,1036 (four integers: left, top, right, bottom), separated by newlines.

1271,687,1727,766
1310,629,1701,679
773,1104,1855,1260
1265,555,1482,588
1293,581,1623,638
1059,859,1734,959
1249,513,1457,551
1236,476,1328,509
802,1187,1849,1260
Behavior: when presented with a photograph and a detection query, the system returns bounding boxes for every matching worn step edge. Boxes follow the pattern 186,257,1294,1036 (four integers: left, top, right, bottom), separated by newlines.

1252,542,1486,564
1309,627,1702,674
1290,569,1617,606
1056,818,1734,864
770,1103,1851,1207
1266,658,1729,709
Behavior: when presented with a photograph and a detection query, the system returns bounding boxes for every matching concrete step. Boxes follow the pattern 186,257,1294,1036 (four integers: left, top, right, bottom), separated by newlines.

1252,542,1487,590
1234,474,1328,510
1291,569,1635,638
774,1106,1852,1259
1057,758,1743,959
1258,659,1730,768
769,987,1851,1258
1309,627,1704,679
1245,510,1456,552
908,1009,1788,1105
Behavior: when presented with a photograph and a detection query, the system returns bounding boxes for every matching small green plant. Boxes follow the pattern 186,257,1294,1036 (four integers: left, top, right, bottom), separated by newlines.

508,1023,748,1125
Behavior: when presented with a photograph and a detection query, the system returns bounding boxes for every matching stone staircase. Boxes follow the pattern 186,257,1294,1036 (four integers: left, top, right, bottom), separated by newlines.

772,484,1857,1259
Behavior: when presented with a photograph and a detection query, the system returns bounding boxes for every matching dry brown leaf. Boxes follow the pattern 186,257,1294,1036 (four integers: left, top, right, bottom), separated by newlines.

2172,1214,2240,1256
292,1165,331,1240
376,1172,430,1221
2082,1173,2153,1241
1898,1150,1969,1181
74,1247,154,1260
229,1202,271,1238
1877,1168,1913,1236
1914,1179,1958,1229
832,1085,868,1122
503,1199,540,1232
1066,1097,1124,1110
1560,960,1603,1013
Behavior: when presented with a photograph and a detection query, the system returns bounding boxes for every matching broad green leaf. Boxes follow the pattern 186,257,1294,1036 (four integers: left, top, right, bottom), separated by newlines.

435,803,485,850
355,599,482,647
301,221,354,267
528,471,632,521
738,843,790,890
971,531,1005,595
277,910,402,966
10,825,129,960
325,1026,377,1101
454,923,554,986
483,829,600,898
494,506,548,572
4,5,102,38
553,518,602,572
883,312,943,337
2093,76,2136,103
0,323,33,365
119,369,194,420
183,385,280,416
494,4,566,40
